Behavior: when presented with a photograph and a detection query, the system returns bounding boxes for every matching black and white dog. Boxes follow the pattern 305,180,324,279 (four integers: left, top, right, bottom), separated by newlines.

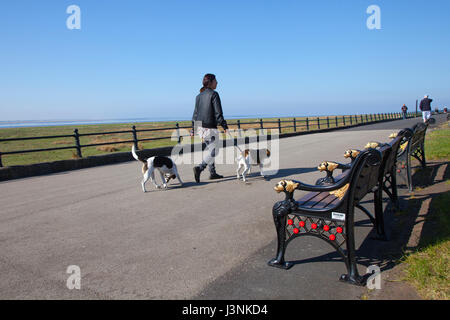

131,145,183,192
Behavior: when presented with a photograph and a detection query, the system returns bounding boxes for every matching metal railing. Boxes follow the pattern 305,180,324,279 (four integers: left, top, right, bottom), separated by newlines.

0,112,418,167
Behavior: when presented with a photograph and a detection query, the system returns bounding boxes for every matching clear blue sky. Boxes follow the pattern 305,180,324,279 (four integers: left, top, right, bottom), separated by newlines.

1,0,449,121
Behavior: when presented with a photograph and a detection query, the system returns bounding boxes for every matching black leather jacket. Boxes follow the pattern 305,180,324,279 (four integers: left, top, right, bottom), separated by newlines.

192,88,228,130
419,98,432,111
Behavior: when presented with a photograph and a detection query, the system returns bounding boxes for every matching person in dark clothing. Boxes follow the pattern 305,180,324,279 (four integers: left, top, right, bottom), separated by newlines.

192,74,229,183
401,104,408,119
419,95,433,123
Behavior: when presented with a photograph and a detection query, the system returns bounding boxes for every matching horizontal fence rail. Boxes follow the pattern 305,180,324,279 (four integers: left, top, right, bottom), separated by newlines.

0,112,419,167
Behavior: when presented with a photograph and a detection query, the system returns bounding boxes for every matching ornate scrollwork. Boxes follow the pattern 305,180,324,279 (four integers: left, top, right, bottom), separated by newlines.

315,161,339,185
344,149,360,162
329,183,349,200
365,142,381,149
389,132,398,139
274,180,300,201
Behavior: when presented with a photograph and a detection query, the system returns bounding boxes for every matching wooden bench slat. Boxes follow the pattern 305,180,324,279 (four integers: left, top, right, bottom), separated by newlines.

297,192,320,205
311,194,339,209
299,191,335,209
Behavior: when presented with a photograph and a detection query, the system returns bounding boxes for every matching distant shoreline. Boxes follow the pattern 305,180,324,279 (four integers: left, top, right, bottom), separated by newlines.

0,115,305,129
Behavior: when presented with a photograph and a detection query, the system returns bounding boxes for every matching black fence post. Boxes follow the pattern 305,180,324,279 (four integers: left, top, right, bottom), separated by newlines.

175,123,181,144
344,115,346,126
132,125,139,147
335,116,338,127
365,114,368,122
293,117,296,132
349,115,352,125
360,115,363,123
326,116,330,128
74,129,82,158
306,117,309,131
260,118,264,130
0,152,3,167
278,118,281,133
317,117,320,130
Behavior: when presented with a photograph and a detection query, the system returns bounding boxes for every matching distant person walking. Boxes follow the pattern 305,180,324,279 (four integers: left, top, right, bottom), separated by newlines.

419,95,433,123
192,73,229,183
401,104,408,119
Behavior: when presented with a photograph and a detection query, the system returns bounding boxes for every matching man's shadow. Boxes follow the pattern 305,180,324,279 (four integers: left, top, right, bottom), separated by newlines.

260,167,318,181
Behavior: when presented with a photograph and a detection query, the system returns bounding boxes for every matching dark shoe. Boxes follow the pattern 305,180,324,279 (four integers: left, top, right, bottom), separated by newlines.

193,166,202,183
209,173,224,180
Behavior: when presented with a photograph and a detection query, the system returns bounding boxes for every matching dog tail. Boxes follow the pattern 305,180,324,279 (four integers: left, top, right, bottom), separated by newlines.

131,145,146,163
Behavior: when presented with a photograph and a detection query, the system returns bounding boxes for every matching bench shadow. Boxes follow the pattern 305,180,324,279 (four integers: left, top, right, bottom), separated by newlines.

397,161,449,190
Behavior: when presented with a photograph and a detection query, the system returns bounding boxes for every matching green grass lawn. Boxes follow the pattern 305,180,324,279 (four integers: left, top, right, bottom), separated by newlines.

400,123,450,299
402,191,450,300
425,123,450,160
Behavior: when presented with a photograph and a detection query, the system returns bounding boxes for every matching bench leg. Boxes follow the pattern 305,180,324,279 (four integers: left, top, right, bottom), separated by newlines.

390,168,399,209
421,144,426,168
406,154,413,192
268,201,293,270
339,208,366,286
373,188,388,241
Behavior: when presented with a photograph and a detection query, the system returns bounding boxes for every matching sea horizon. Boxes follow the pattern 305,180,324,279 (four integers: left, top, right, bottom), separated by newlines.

0,114,315,129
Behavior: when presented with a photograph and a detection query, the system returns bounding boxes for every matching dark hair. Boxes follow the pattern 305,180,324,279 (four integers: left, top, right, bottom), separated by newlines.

200,73,216,93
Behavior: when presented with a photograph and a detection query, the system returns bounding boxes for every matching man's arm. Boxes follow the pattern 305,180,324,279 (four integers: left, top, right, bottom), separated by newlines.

192,97,200,134
212,92,228,130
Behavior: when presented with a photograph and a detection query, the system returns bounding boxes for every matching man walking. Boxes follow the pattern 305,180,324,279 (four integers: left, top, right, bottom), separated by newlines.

419,95,433,123
192,74,228,183
401,104,408,119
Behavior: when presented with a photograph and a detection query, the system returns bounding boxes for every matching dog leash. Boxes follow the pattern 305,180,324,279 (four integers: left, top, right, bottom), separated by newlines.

226,131,244,154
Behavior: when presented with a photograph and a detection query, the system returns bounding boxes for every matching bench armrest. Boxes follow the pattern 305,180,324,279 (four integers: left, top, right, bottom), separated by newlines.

274,172,351,200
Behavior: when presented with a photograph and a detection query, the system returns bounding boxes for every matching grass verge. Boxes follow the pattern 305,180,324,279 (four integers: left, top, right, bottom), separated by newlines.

425,123,450,160
401,191,450,299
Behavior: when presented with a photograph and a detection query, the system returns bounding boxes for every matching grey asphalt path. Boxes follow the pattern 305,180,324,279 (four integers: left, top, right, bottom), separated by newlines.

0,115,445,299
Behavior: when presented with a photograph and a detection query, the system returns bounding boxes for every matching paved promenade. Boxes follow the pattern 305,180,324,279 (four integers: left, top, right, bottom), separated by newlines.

0,115,445,299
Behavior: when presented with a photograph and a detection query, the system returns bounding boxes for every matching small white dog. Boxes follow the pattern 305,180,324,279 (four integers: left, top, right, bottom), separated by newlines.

132,145,183,192
236,148,271,182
